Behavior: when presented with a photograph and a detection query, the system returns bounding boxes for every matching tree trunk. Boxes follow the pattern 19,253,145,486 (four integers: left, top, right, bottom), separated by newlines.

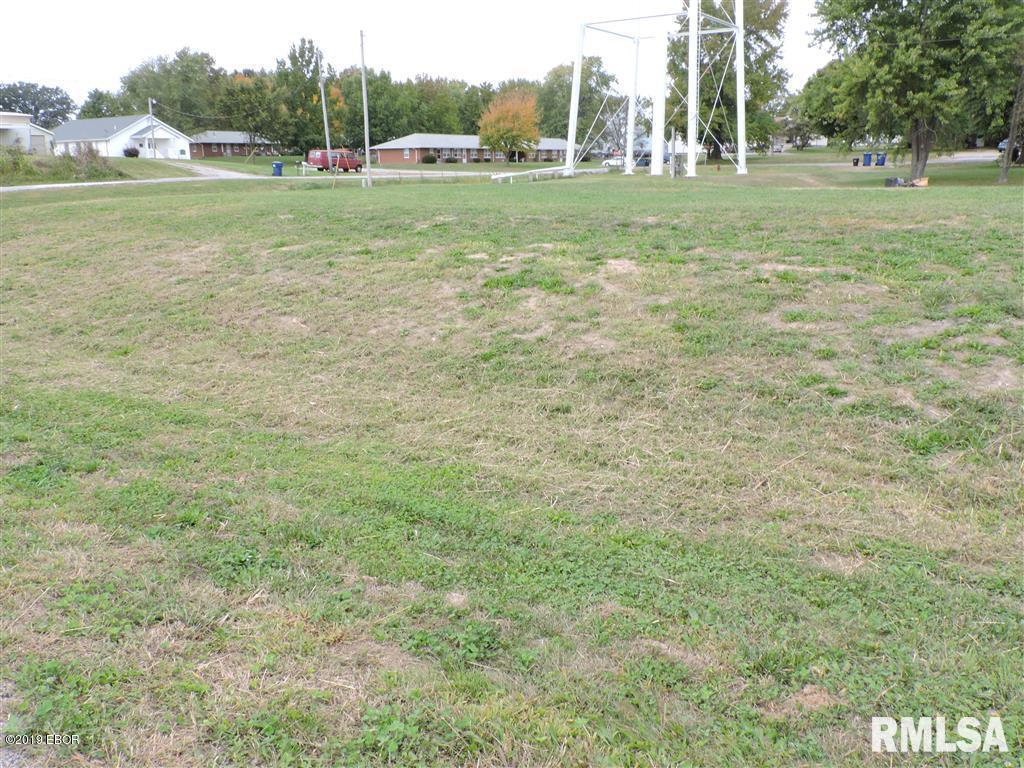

998,64,1024,184
909,118,933,180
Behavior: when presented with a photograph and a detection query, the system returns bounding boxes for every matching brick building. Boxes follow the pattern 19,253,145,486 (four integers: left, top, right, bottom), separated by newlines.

190,130,277,159
370,133,570,164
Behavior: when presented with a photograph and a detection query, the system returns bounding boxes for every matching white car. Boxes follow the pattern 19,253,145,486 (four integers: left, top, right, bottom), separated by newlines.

601,156,625,167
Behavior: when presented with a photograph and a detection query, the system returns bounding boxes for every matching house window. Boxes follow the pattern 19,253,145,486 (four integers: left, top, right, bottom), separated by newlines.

403,148,410,159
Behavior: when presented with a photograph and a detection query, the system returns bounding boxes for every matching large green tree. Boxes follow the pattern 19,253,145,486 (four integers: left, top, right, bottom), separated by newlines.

798,59,864,144
0,82,76,128
274,39,342,152
536,57,616,142
119,49,226,135
458,83,495,134
337,68,415,150
815,0,1024,178
216,74,279,154
667,0,789,158
410,77,463,134
78,89,133,119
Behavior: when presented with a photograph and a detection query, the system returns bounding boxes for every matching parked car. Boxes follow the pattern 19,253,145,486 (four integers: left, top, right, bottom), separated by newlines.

601,156,624,168
306,148,362,172
998,138,1021,162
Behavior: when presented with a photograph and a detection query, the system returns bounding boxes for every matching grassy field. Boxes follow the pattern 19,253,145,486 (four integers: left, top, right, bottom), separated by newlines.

0,156,196,187
190,155,305,176
191,155,604,176
1,164,1021,767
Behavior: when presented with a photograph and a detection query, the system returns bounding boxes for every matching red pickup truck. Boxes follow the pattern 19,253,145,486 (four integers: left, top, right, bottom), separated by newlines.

306,149,362,172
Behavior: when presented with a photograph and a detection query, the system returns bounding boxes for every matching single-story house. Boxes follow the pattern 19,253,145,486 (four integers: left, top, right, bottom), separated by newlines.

189,130,277,159
0,112,54,155
53,115,192,159
370,133,571,164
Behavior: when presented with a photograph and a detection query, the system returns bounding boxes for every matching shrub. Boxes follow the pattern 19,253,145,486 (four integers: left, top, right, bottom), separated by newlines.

443,157,459,164
0,146,39,179
122,147,140,158
470,157,482,163
55,144,122,181
422,153,437,164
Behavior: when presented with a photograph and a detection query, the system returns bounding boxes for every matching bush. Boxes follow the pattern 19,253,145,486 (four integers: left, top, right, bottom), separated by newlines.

0,146,39,179
470,157,482,163
443,157,459,163
122,147,140,158
422,154,437,164
55,144,122,181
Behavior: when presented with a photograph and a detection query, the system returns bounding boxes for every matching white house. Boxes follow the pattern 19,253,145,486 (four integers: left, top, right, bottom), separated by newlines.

53,114,192,159
0,112,55,154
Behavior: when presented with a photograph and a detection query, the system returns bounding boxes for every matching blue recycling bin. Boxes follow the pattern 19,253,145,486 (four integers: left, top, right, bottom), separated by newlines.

272,161,284,177
876,152,887,167
862,152,872,167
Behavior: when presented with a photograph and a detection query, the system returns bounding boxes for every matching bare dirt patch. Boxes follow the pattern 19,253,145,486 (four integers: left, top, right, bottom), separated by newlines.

893,387,950,420
566,331,617,355
761,684,842,720
632,638,718,673
973,363,1020,393
445,591,469,608
758,262,832,274
604,259,640,276
882,319,960,341
812,551,869,576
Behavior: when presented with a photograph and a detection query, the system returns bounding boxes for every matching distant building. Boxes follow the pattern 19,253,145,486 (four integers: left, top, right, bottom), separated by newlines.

189,130,277,159
370,133,571,164
0,112,54,155
53,115,192,159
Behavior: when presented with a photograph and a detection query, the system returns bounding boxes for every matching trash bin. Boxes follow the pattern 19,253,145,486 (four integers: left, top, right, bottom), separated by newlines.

876,152,887,167
862,152,872,167
272,161,284,177
852,157,860,167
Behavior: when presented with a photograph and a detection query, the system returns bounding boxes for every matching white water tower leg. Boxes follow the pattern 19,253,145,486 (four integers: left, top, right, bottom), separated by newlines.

735,0,748,174
686,0,699,177
651,33,668,176
565,24,585,176
625,36,638,175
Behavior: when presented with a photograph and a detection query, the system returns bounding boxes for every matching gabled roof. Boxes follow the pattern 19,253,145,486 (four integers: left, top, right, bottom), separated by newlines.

191,130,275,144
54,115,191,143
29,123,54,136
371,133,573,151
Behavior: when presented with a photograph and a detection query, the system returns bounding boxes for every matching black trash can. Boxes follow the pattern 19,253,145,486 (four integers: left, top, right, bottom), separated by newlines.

272,161,284,177
853,157,860,167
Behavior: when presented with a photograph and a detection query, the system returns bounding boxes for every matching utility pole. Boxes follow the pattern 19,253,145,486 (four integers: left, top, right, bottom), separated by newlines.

360,30,373,187
148,97,157,159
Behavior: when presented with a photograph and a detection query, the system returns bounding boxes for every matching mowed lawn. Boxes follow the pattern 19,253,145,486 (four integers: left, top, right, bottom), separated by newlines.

1,167,1021,767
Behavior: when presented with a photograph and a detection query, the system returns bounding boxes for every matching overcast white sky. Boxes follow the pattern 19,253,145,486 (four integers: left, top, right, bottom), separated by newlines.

2,0,830,107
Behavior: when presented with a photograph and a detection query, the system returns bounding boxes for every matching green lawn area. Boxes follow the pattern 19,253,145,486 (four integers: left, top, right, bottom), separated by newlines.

1,165,1021,767
189,154,305,176
0,156,197,186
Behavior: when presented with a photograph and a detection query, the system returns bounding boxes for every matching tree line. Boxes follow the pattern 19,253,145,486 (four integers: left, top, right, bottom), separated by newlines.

3,0,1021,179
0,41,622,154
